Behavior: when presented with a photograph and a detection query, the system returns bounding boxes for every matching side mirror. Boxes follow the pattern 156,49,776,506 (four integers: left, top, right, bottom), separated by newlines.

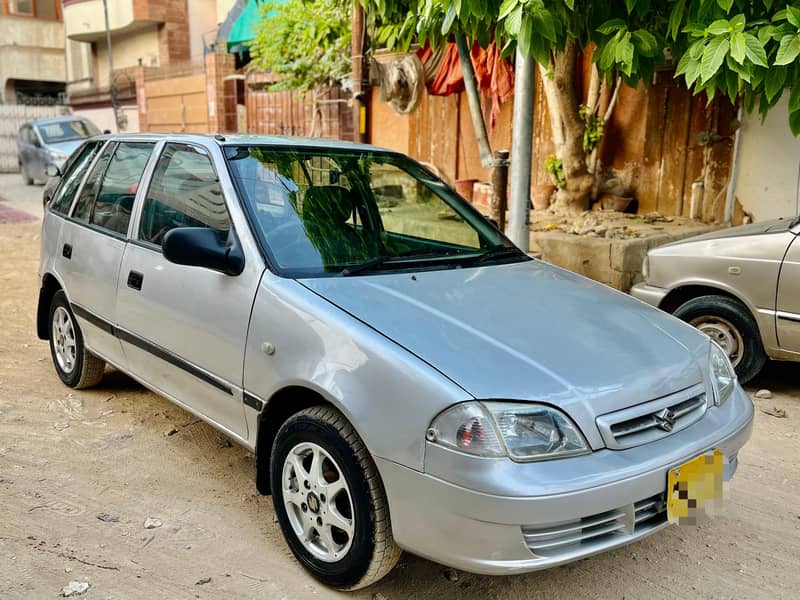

45,164,61,178
103,129,111,134
162,227,244,276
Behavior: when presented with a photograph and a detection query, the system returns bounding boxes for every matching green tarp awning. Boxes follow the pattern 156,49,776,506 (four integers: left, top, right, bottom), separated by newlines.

227,0,285,52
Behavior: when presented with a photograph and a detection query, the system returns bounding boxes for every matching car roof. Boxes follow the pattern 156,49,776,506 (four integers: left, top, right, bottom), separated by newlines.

89,132,396,154
28,115,91,126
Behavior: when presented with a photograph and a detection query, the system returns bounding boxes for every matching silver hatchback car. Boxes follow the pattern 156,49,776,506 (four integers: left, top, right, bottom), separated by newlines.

18,116,100,185
38,134,753,590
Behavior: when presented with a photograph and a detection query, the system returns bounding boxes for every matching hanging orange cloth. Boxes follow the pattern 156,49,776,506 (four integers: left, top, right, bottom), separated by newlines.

417,41,514,130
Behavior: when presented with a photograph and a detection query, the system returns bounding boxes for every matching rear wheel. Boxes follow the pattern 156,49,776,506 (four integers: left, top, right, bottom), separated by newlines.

673,294,767,384
270,406,401,590
48,291,105,389
20,164,33,185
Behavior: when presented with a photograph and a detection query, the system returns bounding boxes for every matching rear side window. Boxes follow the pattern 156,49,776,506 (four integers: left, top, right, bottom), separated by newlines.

89,142,154,235
138,143,230,246
49,141,102,215
73,143,115,222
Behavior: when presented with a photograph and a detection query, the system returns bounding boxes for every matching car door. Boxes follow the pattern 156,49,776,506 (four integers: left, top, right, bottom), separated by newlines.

776,232,800,354
57,140,157,369
115,141,262,439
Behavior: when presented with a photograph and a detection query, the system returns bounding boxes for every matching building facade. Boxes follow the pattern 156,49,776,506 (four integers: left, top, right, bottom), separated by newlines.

63,0,228,132
0,0,66,104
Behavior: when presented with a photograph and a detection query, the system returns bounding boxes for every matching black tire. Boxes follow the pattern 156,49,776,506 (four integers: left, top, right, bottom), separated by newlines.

21,164,33,186
673,294,767,384
48,290,106,389
270,406,401,590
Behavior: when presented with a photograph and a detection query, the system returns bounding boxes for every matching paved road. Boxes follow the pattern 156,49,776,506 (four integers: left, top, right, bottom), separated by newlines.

0,173,45,220
0,206,798,599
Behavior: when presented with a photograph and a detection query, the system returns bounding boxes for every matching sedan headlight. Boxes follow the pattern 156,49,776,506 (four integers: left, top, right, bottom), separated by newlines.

49,150,68,162
426,401,590,461
709,342,736,405
642,254,650,280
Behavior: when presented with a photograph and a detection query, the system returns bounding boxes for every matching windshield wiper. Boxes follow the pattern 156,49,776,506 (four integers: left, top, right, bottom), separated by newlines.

470,246,525,265
341,250,464,276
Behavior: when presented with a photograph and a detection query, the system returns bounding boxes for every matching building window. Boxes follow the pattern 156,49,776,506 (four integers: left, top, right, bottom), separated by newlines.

4,0,61,19
8,0,34,16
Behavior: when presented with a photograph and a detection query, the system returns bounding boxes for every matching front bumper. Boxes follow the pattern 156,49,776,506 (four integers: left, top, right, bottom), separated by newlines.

630,282,669,307
377,386,753,575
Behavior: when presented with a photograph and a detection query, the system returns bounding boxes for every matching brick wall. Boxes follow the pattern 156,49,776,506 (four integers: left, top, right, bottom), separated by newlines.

205,50,235,133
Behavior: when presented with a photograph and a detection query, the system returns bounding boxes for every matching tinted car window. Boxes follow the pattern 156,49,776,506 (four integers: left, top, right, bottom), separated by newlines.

72,143,115,221
90,142,154,235
138,143,230,246
37,120,100,144
49,141,103,215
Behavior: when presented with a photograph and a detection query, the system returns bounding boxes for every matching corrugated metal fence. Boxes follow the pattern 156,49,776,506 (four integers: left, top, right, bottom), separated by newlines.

0,104,70,172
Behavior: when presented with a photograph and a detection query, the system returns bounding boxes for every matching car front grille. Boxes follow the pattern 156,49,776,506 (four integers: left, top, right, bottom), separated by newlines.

596,384,708,450
522,493,667,558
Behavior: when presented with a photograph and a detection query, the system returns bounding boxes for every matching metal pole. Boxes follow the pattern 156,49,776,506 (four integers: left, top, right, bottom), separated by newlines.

454,33,492,168
351,0,367,143
491,150,510,232
508,49,535,251
723,105,744,225
102,0,121,132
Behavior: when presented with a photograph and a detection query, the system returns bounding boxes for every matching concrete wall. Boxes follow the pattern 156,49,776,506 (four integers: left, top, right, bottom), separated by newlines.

0,16,65,103
73,105,140,134
188,0,218,61
63,0,136,41
735,94,800,221
94,25,161,88
216,0,236,25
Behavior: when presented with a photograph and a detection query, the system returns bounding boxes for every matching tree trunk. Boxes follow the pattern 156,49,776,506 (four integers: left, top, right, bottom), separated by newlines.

540,40,594,214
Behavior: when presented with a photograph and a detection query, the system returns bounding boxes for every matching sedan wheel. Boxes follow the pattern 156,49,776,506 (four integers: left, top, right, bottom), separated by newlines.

48,290,106,389
270,406,401,590
282,442,355,562
673,294,767,384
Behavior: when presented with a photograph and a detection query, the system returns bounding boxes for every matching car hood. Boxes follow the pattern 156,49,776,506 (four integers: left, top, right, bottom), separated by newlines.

299,261,709,426
45,140,83,157
665,218,794,246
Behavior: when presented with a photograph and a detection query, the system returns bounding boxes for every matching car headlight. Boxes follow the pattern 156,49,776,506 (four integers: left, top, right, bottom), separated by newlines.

709,342,736,405
49,150,68,162
426,401,590,461
642,254,650,280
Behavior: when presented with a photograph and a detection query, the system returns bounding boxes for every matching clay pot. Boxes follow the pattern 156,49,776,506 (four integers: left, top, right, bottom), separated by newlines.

532,184,556,210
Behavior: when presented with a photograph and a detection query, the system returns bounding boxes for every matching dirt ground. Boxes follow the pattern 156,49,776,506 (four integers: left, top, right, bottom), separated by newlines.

1,175,799,599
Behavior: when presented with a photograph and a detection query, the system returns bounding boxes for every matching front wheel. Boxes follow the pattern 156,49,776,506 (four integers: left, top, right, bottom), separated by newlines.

20,164,33,185
270,406,401,590
673,294,767,384
48,290,106,389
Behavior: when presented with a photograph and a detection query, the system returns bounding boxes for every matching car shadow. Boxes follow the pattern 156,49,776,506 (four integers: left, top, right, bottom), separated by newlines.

745,360,800,395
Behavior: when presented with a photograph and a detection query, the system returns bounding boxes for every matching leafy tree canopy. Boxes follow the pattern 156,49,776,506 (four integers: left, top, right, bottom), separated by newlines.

250,0,352,92
366,0,800,134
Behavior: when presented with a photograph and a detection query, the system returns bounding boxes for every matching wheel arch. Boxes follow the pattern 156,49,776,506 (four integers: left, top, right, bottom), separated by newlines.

659,283,752,316
37,273,64,340
255,385,340,496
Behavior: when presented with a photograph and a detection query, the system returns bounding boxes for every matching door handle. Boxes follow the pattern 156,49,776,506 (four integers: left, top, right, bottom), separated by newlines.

127,270,144,291
62,243,72,259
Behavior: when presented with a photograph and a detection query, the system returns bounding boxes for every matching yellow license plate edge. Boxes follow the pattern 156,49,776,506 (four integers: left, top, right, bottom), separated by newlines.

667,448,724,523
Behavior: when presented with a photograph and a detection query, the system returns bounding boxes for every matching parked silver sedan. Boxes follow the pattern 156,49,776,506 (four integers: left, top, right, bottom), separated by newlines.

38,134,753,590
632,218,800,383
17,116,100,185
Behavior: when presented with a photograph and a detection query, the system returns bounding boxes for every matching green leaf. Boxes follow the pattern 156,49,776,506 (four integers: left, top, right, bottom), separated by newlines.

775,34,800,66
597,18,626,35
790,83,800,115
625,0,637,14
701,36,729,82
717,0,733,11
597,37,618,71
441,3,457,35
499,0,517,21
764,65,787,101
790,110,800,136
725,68,739,102
743,33,768,67
564,0,575,9
669,0,686,40
518,13,533,57
706,19,731,36
504,5,523,36
616,31,635,66
532,5,557,43
730,31,746,63
788,6,800,28
632,30,659,57
729,14,745,32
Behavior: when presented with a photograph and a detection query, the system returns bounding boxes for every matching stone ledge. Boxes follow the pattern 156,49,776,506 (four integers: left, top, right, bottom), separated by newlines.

533,225,718,292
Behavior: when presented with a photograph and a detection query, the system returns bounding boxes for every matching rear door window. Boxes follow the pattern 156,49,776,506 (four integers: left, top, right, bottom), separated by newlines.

72,143,115,222
138,143,230,246
89,142,154,235
49,141,103,215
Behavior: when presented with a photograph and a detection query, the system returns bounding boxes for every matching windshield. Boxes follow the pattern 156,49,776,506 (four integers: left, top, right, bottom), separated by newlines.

37,120,100,144
226,146,524,277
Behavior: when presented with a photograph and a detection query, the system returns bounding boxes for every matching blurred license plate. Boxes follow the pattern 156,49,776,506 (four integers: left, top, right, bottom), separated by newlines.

667,449,724,524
